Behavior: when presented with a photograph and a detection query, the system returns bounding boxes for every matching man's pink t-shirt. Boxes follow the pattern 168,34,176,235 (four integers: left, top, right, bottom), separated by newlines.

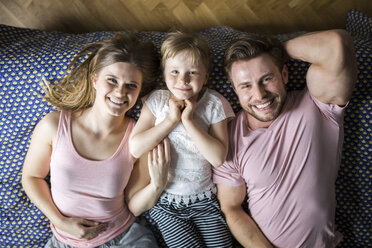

49,111,135,248
213,89,345,248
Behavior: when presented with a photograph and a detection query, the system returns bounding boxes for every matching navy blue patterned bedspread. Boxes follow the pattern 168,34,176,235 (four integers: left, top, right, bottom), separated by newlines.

0,8,370,248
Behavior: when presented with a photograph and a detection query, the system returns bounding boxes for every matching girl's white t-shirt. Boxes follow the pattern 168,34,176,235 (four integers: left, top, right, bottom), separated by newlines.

145,88,235,205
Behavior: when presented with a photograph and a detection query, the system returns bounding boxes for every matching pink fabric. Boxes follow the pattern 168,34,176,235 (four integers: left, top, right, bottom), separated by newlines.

49,111,135,248
213,89,345,248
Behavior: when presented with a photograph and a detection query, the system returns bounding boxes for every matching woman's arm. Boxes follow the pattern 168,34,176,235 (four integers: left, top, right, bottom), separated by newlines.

129,103,179,158
181,99,229,167
126,139,170,216
21,112,107,240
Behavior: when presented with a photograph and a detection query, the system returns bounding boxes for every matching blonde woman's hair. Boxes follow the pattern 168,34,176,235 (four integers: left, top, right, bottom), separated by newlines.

160,31,213,75
43,33,159,116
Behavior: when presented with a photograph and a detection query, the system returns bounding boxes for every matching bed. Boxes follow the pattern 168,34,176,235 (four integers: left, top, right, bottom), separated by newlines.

0,8,370,248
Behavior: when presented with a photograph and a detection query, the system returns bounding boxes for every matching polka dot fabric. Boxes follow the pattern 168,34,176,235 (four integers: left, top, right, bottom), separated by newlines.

0,9,370,247
335,9,371,248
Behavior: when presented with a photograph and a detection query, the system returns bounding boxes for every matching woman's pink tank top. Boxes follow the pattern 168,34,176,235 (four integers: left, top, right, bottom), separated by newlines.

49,110,136,247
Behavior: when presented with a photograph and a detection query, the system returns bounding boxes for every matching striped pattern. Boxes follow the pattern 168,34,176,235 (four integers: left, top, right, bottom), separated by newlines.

149,196,233,248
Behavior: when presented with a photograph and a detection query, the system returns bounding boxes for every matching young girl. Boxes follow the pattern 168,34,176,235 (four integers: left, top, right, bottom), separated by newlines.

21,33,170,248
129,31,234,247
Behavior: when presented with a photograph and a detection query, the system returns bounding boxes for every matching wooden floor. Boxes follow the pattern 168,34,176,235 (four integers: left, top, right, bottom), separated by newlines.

0,0,371,34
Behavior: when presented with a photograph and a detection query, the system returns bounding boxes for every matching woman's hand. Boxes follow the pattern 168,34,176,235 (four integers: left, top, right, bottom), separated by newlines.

57,217,108,240
148,138,171,192
126,138,171,216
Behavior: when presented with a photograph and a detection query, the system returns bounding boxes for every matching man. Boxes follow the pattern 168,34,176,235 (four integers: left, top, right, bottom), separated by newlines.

213,30,357,248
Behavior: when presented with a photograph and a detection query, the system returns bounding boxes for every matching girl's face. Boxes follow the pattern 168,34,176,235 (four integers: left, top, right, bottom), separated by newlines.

163,51,208,100
92,62,142,117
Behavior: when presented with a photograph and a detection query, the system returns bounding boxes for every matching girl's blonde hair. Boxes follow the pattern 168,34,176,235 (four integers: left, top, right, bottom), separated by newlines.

160,31,212,75
43,33,159,116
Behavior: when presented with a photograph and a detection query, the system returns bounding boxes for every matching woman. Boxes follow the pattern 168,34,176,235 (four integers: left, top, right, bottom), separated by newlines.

22,33,169,248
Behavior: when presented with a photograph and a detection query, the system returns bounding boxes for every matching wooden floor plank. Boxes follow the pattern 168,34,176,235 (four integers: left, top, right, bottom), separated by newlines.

0,0,370,33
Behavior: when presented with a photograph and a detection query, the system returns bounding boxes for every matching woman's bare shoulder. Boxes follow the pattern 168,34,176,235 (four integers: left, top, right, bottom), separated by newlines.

39,111,60,127
33,111,61,138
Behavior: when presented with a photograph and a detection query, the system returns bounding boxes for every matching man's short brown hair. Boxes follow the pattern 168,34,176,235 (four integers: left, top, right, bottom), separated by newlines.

224,33,289,83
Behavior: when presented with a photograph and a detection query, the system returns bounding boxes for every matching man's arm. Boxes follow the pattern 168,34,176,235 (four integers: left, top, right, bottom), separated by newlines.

285,29,357,106
217,183,273,248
